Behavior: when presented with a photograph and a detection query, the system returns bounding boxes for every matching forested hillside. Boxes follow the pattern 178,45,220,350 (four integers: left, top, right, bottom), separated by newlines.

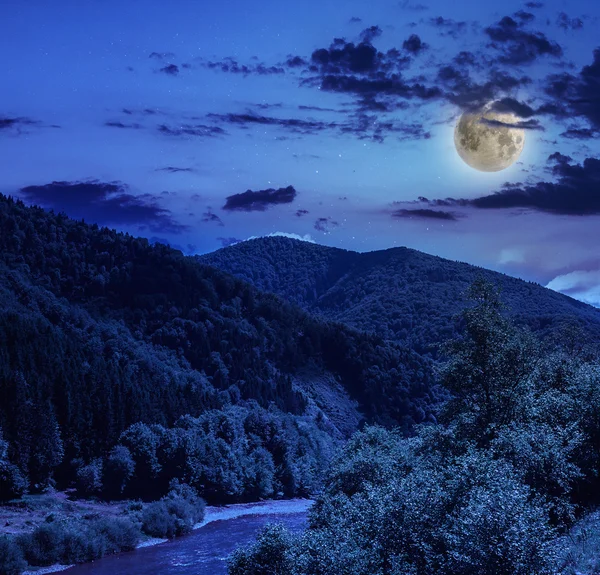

199,237,600,356
0,195,438,502
229,282,600,575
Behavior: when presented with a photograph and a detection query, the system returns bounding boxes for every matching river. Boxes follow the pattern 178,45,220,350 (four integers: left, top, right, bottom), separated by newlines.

55,499,312,575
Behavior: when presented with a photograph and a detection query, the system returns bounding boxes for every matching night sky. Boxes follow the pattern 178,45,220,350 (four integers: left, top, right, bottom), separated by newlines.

2,0,600,305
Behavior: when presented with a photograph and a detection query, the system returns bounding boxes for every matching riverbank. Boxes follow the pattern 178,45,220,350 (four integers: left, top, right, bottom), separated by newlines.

10,498,313,575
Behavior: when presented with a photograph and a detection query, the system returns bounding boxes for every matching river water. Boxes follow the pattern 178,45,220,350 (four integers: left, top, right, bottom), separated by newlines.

61,500,312,575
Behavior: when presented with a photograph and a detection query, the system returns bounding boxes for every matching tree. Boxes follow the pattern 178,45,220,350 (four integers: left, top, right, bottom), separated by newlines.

0,428,27,501
438,278,538,445
102,445,135,500
28,402,64,490
75,459,103,497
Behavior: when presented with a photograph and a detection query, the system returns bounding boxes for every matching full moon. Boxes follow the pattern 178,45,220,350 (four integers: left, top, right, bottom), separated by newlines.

454,107,525,172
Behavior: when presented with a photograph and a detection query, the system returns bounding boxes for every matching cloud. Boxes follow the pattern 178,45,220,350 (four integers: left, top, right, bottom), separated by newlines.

19,180,187,233
314,217,339,232
398,0,428,11
452,51,480,68
546,270,600,306
202,210,224,226
360,26,383,43
104,121,143,129
391,208,458,220
490,97,537,118
223,185,297,211
525,1,543,8
309,40,390,75
209,110,426,143
349,16,362,23
428,17,468,39
340,116,432,142
202,57,285,75
402,34,428,54
253,102,284,110
513,10,535,23
556,12,583,30
155,166,195,173
158,123,226,137
479,117,544,130
159,64,179,76
1,116,39,131
285,55,307,68
149,51,176,60
544,48,600,130
308,72,441,100
560,127,599,140
484,16,563,64
295,209,309,217
297,104,340,113
0,116,59,135
438,154,600,215
439,67,532,112
217,237,242,247
208,112,336,135
122,107,163,116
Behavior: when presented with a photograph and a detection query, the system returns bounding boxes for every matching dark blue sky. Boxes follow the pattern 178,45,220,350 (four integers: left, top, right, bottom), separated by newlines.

2,0,600,304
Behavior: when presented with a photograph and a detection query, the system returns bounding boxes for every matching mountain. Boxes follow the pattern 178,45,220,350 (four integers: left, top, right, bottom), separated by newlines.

198,237,600,356
0,195,439,499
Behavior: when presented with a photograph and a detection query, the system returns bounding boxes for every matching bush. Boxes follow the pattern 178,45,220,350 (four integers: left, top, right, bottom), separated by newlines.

86,517,139,557
140,500,176,538
17,516,139,567
0,536,26,575
59,529,91,564
167,480,206,525
141,482,205,538
17,522,65,566
75,459,103,497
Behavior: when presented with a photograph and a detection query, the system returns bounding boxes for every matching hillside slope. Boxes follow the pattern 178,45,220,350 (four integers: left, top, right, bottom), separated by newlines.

199,237,600,355
0,195,439,497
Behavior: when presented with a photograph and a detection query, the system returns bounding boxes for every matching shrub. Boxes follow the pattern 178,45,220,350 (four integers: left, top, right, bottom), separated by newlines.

0,536,26,575
140,500,175,538
87,517,139,556
75,459,103,496
166,480,206,525
59,529,91,564
17,516,139,567
141,482,205,538
17,522,65,566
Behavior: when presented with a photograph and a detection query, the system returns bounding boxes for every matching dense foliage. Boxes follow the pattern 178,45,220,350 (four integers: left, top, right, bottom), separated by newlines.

73,404,334,503
228,281,600,575
0,194,439,498
200,236,600,357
